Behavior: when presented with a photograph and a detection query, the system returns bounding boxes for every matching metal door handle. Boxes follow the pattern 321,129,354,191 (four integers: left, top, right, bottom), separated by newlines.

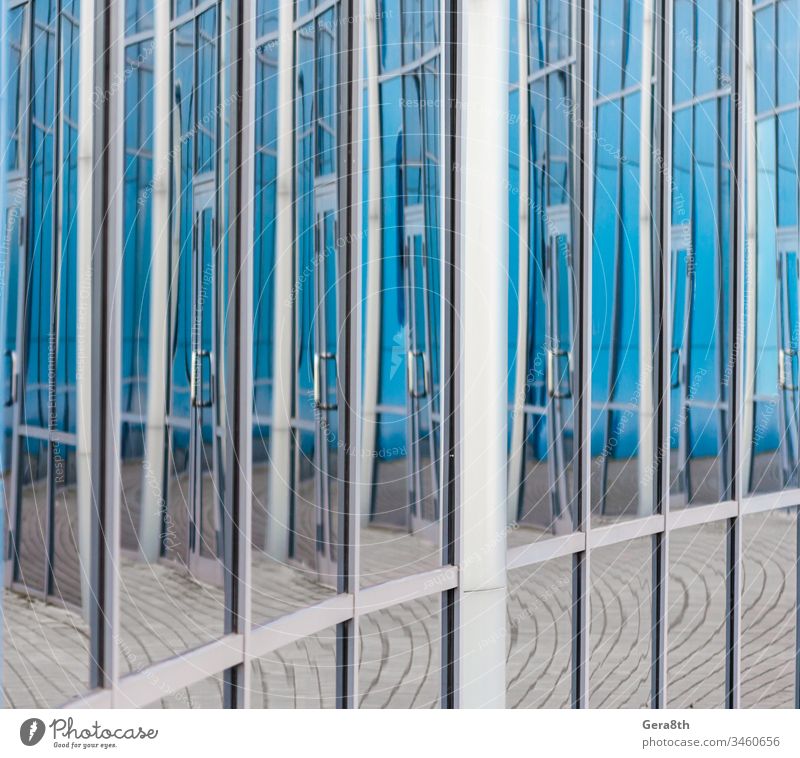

4,349,18,407
191,349,214,407
314,352,337,410
779,348,798,391
547,347,572,399
407,350,430,398
670,346,683,389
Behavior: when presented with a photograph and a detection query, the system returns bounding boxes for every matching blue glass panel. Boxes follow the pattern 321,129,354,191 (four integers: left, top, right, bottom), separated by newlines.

777,109,799,229
6,7,25,172
55,15,81,433
528,0,545,73
623,0,643,88
596,0,624,96
196,7,218,175
694,0,721,96
755,5,776,114
777,0,800,107
673,0,694,105
175,0,192,20
316,8,337,177
547,0,570,63
256,0,279,38
125,0,154,35
253,40,279,418
170,20,195,417
402,0,423,64
547,71,569,205
24,0,58,428
122,40,155,421
754,118,777,398
379,0,402,73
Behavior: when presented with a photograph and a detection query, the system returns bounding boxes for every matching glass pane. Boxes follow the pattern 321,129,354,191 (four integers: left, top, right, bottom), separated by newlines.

362,6,442,587
508,9,578,543
144,674,226,709
507,558,572,708
250,627,337,708
3,586,89,707
6,443,89,706
591,89,656,524
741,509,798,708
54,14,80,435
359,597,440,708
590,538,652,707
669,93,732,509
51,444,81,608
744,52,800,497
667,523,727,708
14,436,48,595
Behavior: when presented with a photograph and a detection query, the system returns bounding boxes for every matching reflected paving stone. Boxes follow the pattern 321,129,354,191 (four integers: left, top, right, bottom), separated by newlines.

507,559,572,708
2,592,90,708
3,513,797,708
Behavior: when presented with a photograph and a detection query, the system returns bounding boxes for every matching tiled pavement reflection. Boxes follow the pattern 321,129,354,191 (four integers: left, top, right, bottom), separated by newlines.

3,511,797,708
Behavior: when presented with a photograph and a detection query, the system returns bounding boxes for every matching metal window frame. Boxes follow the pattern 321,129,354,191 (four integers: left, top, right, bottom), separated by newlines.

4,0,798,712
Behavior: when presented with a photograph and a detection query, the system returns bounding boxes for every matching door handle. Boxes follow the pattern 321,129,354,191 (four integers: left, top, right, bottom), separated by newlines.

547,347,572,399
407,349,430,398
4,349,18,407
670,346,683,389
313,351,337,410
779,347,798,391
191,349,214,407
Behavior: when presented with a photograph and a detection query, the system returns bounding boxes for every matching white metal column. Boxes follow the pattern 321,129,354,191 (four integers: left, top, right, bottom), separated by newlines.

507,0,530,525
638,0,655,516
741,0,757,495
140,0,171,560
457,0,509,709
76,0,95,619
266,0,295,561
360,0,383,523
89,0,124,697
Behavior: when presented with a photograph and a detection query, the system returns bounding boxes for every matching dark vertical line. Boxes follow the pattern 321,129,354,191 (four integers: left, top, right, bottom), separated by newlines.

651,0,673,710
224,0,246,708
89,0,112,691
571,0,593,710
335,0,359,709
726,0,745,710
440,0,461,710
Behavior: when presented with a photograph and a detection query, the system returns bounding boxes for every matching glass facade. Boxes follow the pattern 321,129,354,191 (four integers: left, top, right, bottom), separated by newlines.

0,0,798,710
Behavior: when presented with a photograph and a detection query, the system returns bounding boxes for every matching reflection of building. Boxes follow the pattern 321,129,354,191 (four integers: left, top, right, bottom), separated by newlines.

0,0,798,710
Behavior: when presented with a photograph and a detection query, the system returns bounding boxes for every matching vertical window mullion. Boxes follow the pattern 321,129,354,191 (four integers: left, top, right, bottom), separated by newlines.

572,0,593,709
650,0,673,709
727,0,747,709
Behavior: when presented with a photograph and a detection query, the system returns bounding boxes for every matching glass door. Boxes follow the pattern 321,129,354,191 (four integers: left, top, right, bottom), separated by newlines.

288,178,338,586
311,187,338,584
3,180,25,584
9,0,83,610
512,204,575,535
543,215,574,532
289,5,341,587
164,4,222,584
188,188,222,582
670,231,694,504
402,207,439,540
